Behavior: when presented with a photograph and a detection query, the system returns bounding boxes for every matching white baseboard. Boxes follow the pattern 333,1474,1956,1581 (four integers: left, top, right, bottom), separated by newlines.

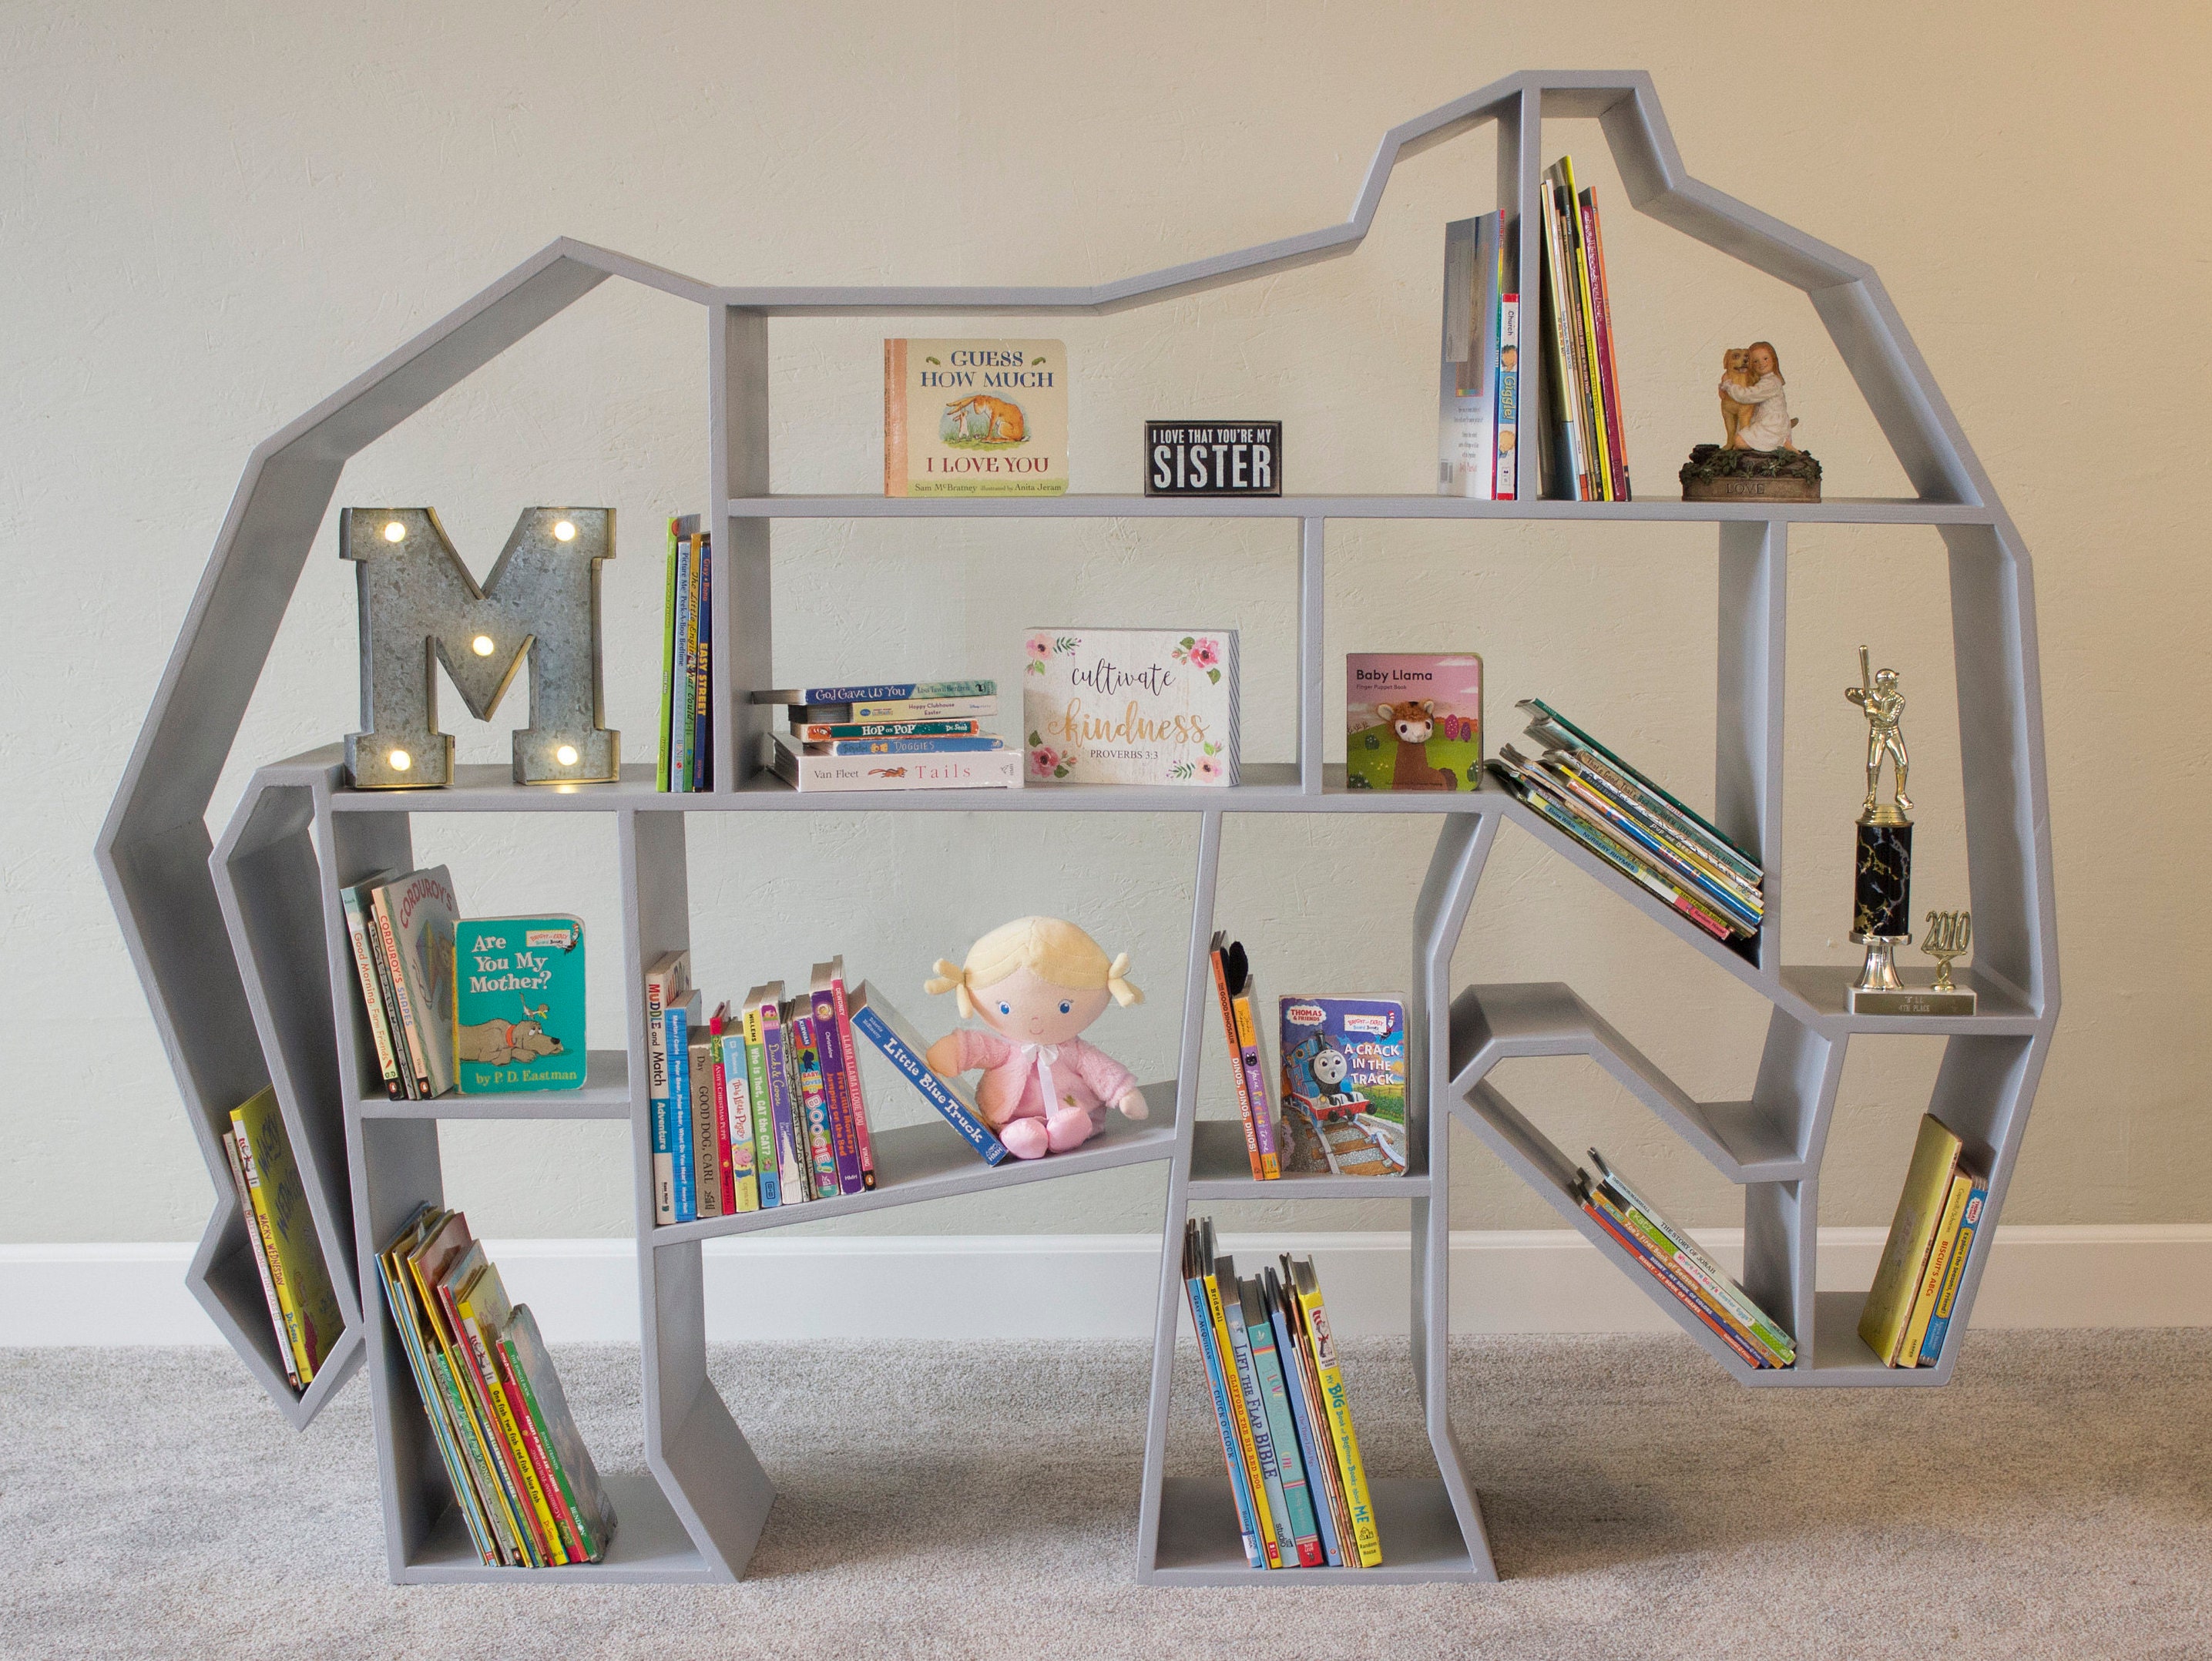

5,1226,2210,1346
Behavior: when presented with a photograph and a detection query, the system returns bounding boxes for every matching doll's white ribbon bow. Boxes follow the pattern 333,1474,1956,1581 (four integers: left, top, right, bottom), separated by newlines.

1013,1041,1062,1111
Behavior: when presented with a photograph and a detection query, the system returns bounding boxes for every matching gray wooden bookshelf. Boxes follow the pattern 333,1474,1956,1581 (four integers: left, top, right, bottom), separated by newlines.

97,69,2057,1586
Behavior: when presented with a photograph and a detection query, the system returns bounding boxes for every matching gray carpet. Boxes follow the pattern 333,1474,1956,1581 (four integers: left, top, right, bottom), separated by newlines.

2,1331,2208,1659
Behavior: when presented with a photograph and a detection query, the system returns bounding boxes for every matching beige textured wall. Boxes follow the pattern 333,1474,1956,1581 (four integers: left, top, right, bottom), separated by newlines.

5,1,2200,1243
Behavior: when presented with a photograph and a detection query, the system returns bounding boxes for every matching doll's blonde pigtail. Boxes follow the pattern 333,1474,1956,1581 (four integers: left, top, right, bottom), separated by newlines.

925,958,976,1019
1105,952,1143,1007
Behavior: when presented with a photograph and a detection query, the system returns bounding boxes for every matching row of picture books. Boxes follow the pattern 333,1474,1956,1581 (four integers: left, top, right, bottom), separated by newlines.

1859,1114,1989,1369
341,864,590,1099
1575,1146,1796,1369
1438,154,1631,502
754,679,1017,794
1207,933,1408,1181
1489,699,1764,947
658,515,713,792
218,1087,344,1395
377,1206,616,1567
1183,1219,1381,1569
644,951,1007,1225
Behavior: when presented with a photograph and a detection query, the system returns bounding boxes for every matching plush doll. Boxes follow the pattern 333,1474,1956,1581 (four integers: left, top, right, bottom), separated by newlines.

922,916,1149,1160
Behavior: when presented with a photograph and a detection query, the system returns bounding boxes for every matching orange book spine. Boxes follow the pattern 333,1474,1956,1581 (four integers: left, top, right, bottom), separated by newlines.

1209,943,1264,1179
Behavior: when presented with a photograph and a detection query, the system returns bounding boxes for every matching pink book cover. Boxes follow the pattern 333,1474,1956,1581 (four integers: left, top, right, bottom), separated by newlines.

1344,654,1482,793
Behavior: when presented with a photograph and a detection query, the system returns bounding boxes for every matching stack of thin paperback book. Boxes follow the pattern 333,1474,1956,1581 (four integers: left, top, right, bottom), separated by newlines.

645,951,1006,1226
339,864,460,1099
220,1087,344,1394
378,1206,616,1566
660,515,713,792
756,680,1020,793
1183,1218,1382,1569
1536,155,1632,501
1858,1114,1988,1368
1577,1149,1796,1370
1489,699,1763,946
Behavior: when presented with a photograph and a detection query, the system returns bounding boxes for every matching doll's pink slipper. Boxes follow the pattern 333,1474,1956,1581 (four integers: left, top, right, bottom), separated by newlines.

1046,1108,1095,1153
1000,1119,1051,1160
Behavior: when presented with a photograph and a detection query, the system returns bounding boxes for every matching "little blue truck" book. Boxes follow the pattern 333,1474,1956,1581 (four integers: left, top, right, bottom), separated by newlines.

454,918,588,1093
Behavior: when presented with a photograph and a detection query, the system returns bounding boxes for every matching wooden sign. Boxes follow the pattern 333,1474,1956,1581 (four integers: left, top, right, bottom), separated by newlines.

1143,421,1282,498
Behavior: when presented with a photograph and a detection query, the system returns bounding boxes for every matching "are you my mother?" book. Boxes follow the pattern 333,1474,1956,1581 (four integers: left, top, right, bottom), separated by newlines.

885,339,1069,496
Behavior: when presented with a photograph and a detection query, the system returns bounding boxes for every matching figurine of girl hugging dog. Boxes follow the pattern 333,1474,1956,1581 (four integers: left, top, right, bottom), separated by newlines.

923,916,1149,1159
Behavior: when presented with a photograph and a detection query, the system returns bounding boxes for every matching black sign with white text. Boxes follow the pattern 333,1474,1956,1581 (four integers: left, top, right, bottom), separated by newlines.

1143,421,1283,497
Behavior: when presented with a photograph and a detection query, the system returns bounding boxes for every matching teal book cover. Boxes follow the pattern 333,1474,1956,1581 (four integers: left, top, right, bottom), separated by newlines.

454,918,587,1092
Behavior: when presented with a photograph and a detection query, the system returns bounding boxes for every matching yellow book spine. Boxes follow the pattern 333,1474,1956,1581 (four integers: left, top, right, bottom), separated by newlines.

1558,156,1613,500
884,338,908,496
230,1106,312,1384
233,1088,344,1378
1858,1116,1964,1363
460,1306,567,1564
1297,1280,1381,1566
1203,1270,1279,1568
1898,1172,1972,1367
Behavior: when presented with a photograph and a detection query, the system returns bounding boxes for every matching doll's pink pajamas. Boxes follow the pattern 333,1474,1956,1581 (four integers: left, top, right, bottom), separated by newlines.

934,1028,1138,1160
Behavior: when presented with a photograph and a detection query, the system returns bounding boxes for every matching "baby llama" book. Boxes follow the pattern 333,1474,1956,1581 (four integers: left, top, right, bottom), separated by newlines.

1344,653,1482,793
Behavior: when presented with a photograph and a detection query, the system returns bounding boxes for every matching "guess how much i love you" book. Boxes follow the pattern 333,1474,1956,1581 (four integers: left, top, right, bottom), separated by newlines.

1024,628,1240,786
884,340,1069,496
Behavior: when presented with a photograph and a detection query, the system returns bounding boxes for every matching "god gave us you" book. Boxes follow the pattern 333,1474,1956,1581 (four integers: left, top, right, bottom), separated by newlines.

884,340,1069,496
1024,627,1240,786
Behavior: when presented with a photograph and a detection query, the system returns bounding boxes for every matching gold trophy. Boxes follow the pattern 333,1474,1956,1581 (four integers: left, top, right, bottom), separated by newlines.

1843,649,1973,1015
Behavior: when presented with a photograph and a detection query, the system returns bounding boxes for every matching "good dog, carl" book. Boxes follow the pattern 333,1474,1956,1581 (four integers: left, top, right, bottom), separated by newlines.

1344,653,1482,792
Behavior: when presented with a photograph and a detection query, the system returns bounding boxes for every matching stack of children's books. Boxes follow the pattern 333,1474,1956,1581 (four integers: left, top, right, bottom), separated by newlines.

659,515,713,792
378,1206,616,1566
340,864,461,1099
1576,1148,1796,1369
1535,155,1631,502
1859,1114,1989,1369
1183,1218,1382,1569
755,679,1020,793
221,1086,344,1394
1207,934,1408,1180
1489,700,1764,948
644,952,1008,1226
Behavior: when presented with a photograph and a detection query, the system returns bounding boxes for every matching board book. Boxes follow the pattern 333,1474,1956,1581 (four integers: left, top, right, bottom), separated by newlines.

1345,653,1482,793
884,340,1068,496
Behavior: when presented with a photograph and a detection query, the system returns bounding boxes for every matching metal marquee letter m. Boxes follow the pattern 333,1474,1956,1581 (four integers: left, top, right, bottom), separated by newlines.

342,506,618,789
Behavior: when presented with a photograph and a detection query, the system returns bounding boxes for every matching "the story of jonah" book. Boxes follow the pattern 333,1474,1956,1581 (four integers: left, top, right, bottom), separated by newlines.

1023,627,1240,786
884,340,1069,496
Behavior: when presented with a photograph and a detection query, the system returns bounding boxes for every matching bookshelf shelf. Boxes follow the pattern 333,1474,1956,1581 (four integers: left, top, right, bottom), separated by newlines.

354,1050,633,1119
101,69,2056,1589
1186,1118,1431,1198
647,1082,1182,1248
728,495,1993,526
1151,1475,1485,1585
